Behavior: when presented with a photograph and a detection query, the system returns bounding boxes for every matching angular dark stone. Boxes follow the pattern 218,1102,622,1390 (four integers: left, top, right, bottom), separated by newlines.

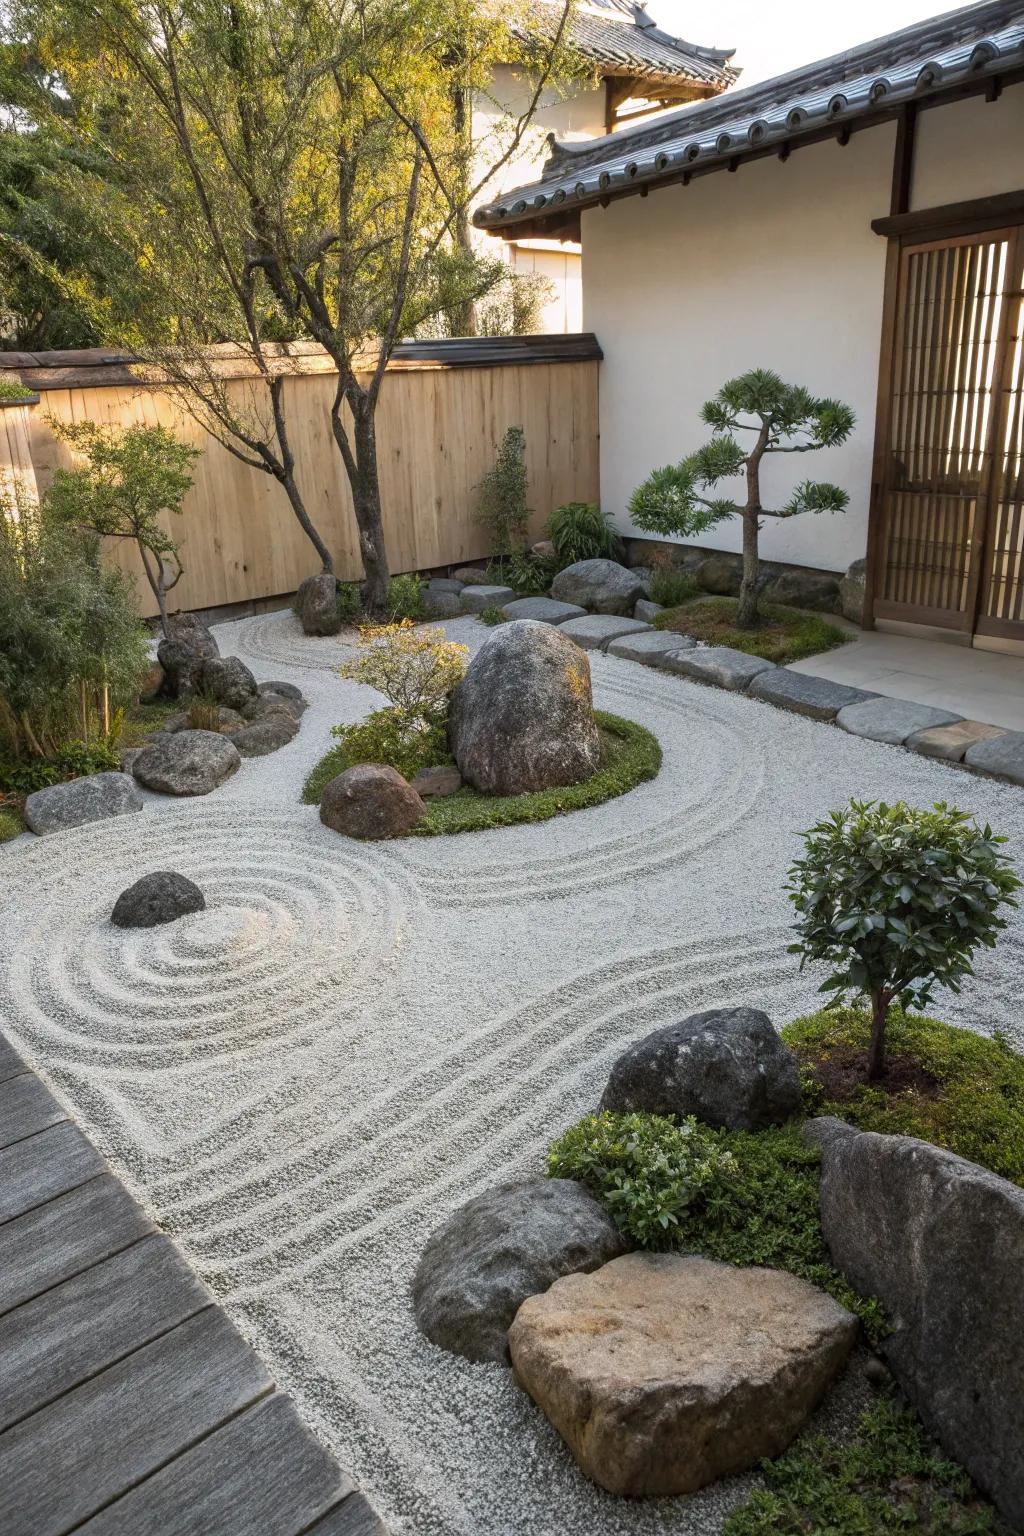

319,763,424,839
964,729,1024,785
298,573,342,636
111,871,206,929
694,553,743,595
760,568,840,612
807,1117,1024,1529
501,596,586,625
661,645,776,692
409,765,463,798
839,558,867,624
413,1178,626,1363
197,655,258,711
558,614,652,651
601,1007,802,1130
156,623,219,698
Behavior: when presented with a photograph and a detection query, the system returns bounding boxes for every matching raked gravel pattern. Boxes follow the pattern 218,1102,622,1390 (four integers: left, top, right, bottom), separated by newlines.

2,606,1024,1536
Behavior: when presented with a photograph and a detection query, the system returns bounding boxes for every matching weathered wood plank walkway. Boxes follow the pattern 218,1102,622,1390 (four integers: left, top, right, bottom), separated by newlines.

0,1034,386,1536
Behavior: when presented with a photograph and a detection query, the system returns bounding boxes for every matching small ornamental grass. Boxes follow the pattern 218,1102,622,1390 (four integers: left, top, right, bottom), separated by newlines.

787,800,1020,1080
546,501,619,565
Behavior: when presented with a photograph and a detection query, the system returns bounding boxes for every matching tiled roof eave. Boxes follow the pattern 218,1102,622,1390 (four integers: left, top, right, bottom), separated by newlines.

475,7,1024,234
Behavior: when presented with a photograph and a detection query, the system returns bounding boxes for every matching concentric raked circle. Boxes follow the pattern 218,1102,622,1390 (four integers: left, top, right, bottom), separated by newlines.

235,609,360,671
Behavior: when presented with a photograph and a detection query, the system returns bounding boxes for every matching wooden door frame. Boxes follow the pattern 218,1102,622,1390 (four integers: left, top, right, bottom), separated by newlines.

864,197,1024,631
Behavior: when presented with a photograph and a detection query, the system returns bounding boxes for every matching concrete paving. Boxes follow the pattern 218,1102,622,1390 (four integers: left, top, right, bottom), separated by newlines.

788,631,1024,732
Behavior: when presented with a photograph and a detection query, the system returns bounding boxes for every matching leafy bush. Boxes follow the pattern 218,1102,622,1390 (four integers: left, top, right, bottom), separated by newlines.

340,622,468,725
303,707,449,800
0,738,120,794
784,1006,1024,1186
547,501,618,564
648,563,697,607
0,804,24,841
478,605,508,627
385,573,424,622
476,426,530,558
548,1111,882,1339
336,582,362,623
488,550,556,596
788,800,1020,1080
724,1395,1008,1536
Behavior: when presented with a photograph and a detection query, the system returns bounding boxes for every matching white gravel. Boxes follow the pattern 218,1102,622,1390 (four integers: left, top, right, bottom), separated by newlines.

2,606,1023,1535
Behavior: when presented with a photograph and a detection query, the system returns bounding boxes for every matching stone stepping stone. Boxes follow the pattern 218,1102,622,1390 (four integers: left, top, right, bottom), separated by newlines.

964,729,1024,784
559,615,652,651
24,773,143,837
427,577,464,594
660,645,775,691
509,1251,856,1497
460,584,516,613
749,669,874,721
501,596,586,624
836,696,962,745
634,599,664,624
606,630,696,664
907,718,1006,762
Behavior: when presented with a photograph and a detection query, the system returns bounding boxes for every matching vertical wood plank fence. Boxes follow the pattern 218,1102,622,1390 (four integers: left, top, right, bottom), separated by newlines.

0,335,601,619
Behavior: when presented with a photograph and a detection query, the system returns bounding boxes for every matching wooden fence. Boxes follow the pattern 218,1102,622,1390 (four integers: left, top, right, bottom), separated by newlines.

0,335,601,618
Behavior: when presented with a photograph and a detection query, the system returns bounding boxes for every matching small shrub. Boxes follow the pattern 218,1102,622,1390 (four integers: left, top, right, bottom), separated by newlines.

547,501,618,564
386,573,424,622
788,800,1020,1081
784,1006,1024,1186
489,550,556,596
476,426,530,559
187,692,222,731
336,582,362,623
303,707,449,800
0,378,35,404
478,605,508,627
724,1395,1008,1535
339,622,468,725
0,737,121,794
648,564,697,607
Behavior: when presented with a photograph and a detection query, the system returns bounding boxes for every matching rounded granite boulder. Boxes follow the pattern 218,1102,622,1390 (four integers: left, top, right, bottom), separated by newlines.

132,730,241,796
24,772,143,837
551,559,645,616
198,655,259,711
110,871,206,929
319,763,424,839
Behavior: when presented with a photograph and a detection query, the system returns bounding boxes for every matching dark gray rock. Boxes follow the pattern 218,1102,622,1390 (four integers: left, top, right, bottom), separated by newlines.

258,680,303,702
551,559,644,616
24,772,143,836
601,1007,802,1131
320,763,424,839
298,572,342,636
156,617,220,698
232,715,298,756
460,584,516,613
839,558,867,624
807,1117,1024,1529
133,730,241,796
110,871,205,929
661,645,776,692
559,614,652,651
694,553,743,595
449,620,601,795
749,669,874,721
760,568,840,612
429,577,465,594
422,588,464,620
453,565,489,585
198,655,258,711
634,599,664,624
837,696,962,745
413,1178,626,1363
239,693,300,724
409,765,463,798
964,729,1024,785
606,630,694,664
501,596,586,624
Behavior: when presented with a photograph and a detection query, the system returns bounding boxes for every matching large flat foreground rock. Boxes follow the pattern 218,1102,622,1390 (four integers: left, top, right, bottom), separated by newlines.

836,695,961,745
510,1252,855,1496
749,669,873,721
24,772,143,836
809,1117,1024,1528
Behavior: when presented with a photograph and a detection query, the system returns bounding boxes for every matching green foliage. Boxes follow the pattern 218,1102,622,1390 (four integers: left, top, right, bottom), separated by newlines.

548,1111,735,1250
548,1111,883,1340
0,737,120,794
304,710,661,836
303,706,449,801
487,550,556,596
655,597,849,664
385,574,425,622
0,378,35,402
476,268,555,337
724,1395,1008,1535
787,800,1020,1032
477,605,508,626
336,583,363,624
0,804,24,841
476,426,530,559
784,1006,1024,1187
647,564,697,607
546,501,618,564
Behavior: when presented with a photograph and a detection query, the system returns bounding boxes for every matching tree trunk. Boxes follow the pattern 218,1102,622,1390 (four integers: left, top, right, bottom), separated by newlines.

736,511,761,629
351,400,391,612
868,988,889,1081
280,470,334,575
139,544,171,639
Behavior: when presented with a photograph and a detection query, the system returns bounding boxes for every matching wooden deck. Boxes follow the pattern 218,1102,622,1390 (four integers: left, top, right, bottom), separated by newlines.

0,1033,386,1536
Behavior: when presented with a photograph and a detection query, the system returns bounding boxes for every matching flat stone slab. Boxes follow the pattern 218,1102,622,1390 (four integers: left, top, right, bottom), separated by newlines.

660,645,776,692
460,585,516,613
907,719,1007,762
606,630,696,664
749,669,874,721
559,615,652,651
634,599,664,624
501,596,586,624
964,729,1024,784
837,696,962,745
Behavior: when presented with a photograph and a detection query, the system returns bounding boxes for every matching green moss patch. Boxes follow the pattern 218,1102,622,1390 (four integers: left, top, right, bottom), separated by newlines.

0,804,24,842
784,1007,1024,1187
655,596,850,664
303,709,661,836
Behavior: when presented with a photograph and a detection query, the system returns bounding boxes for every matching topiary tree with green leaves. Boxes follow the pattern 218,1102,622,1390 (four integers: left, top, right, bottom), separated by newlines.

787,799,1020,1082
629,369,855,628
44,419,198,638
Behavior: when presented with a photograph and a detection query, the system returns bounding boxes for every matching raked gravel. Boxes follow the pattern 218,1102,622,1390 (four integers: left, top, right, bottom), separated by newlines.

2,607,1023,1536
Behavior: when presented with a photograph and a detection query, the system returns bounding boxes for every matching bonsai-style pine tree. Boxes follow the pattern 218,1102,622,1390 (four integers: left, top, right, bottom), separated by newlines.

628,370,855,628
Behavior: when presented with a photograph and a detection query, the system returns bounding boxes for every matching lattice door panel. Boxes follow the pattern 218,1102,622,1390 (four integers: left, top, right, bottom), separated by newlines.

978,263,1024,637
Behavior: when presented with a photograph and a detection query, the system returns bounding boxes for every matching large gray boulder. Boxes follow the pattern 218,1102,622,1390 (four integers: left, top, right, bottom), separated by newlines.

111,871,205,929
133,730,241,796
551,559,644,615
413,1178,625,1364
808,1118,1024,1529
198,655,258,711
601,1007,802,1130
319,763,424,839
232,715,298,757
24,772,143,836
297,572,342,636
449,620,601,796
156,614,219,698
509,1252,856,1496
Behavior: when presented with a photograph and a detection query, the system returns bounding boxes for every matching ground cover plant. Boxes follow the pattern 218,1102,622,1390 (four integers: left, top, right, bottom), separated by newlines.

655,596,848,664
788,800,1020,1080
304,710,661,835
784,1006,1024,1186
629,369,854,627
547,1110,882,1340
723,1395,1009,1536
0,801,25,841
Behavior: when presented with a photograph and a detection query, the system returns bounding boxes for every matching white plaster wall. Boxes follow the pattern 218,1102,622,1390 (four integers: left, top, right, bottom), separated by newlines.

582,125,894,572
911,86,1024,210
507,244,583,331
